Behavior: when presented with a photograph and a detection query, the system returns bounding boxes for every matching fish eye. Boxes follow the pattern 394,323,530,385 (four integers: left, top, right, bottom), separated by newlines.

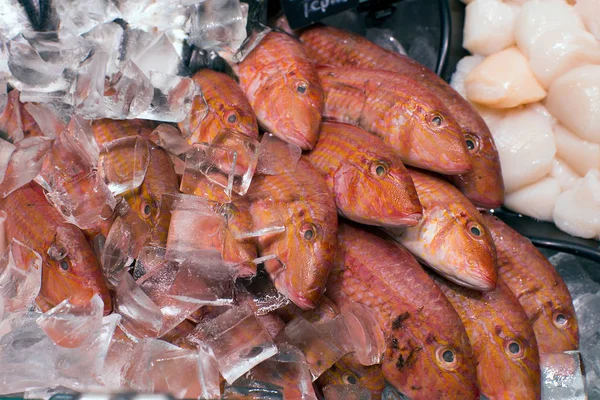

465,135,479,152
553,311,569,328
505,340,524,358
370,161,388,178
436,347,458,369
226,111,238,124
467,222,482,237
60,260,69,271
296,81,308,94
342,372,358,385
220,203,237,222
300,223,317,241
429,114,444,127
141,201,152,218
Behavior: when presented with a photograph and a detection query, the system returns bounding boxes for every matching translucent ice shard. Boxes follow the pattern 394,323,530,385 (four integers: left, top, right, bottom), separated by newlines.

232,193,285,240
540,351,586,400
21,30,91,69
228,343,317,399
167,260,235,306
83,22,124,76
257,132,302,175
283,317,347,381
0,136,52,198
115,273,163,340
101,217,134,288
0,1,32,40
99,136,150,195
340,302,386,366
189,0,247,53
74,51,109,118
24,103,67,139
132,33,182,77
0,239,42,313
103,60,153,119
135,246,168,283
195,304,279,383
8,35,65,86
136,71,196,123
148,123,192,156
323,384,372,400
36,294,104,348
54,0,121,35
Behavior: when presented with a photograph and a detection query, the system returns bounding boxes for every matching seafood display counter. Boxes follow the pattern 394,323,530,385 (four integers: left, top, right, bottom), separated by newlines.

0,0,597,399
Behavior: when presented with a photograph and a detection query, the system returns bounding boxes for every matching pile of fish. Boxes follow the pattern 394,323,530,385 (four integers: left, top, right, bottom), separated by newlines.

0,3,584,399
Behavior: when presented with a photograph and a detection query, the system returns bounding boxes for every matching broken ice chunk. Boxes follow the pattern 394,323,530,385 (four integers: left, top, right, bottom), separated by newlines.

540,351,586,400
115,273,163,340
0,136,52,198
83,22,124,76
149,123,192,156
135,246,168,283
74,51,109,118
195,304,279,384
0,239,42,313
197,345,222,399
189,0,247,53
8,35,65,86
228,344,317,399
323,384,372,400
136,71,196,123
123,339,217,398
132,33,183,77
36,294,103,348
54,0,121,36
283,317,347,381
0,139,16,182
233,193,285,240
340,302,386,366
23,103,67,139
211,128,259,195
101,217,134,288
22,30,91,69
99,136,150,195
0,1,32,40
103,60,153,119
257,132,302,175
168,260,235,306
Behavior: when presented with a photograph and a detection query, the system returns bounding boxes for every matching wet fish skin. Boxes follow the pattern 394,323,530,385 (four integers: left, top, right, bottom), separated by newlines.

0,182,112,314
178,69,259,144
306,121,422,228
235,32,324,150
298,25,504,208
328,223,479,400
434,275,542,400
386,168,497,291
248,157,338,310
317,353,386,400
317,67,472,175
480,212,579,353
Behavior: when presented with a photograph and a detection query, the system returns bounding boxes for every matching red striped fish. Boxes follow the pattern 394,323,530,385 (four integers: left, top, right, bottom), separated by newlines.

306,121,422,228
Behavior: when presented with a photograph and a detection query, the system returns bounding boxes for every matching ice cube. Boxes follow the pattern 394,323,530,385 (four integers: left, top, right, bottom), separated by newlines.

101,217,134,288
233,193,285,240
82,22,124,77
197,344,222,399
54,0,121,36
74,51,109,118
189,0,247,53
323,384,372,400
36,294,103,348
103,60,153,119
228,344,317,399
239,267,290,315
540,351,586,400
132,33,183,77
123,338,218,398
365,28,407,56
115,273,163,340
7,35,65,86
136,71,196,123
135,246,168,283
549,252,600,300
0,1,32,40
211,128,259,196
100,329,136,390
24,386,78,399
340,302,386,366
22,30,91,69
195,304,279,384
0,139,16,183
45,171,117,230
99,136,150,195
23,103,67,139
66,116,100,165
283,317,347,381
167,260,235,306
0,239,42,313
0,136,52,198
256,133,302,175
148,123,192,156
180,144,236,200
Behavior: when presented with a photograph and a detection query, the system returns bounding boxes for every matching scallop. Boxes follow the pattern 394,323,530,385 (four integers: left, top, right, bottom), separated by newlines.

505,177,561,221
528,27,600,88
465,47,546,108
546,65,600,143
450,55,484,99
515,0,586,58
463,0,520,56
553,169,600,240
473,105,507,132
574,0,600,41
491,103,556,193
551,158,581,191
553,123,600,176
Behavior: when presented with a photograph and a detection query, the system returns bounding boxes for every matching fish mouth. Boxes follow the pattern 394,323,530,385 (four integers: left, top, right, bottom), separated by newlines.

276,282,318,310
442,270,496,292
284,132,313,151
380,212,423,228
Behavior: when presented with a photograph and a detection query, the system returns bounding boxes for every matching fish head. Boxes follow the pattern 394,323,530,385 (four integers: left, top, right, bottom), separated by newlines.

254,71,323,150
423,206,498,291
317,354,386,397
533,301,580,353
333,150,422,227
196,100,259,144
402,97,471,174
217,202,258,276
41,226,112,314
257,196,338,309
